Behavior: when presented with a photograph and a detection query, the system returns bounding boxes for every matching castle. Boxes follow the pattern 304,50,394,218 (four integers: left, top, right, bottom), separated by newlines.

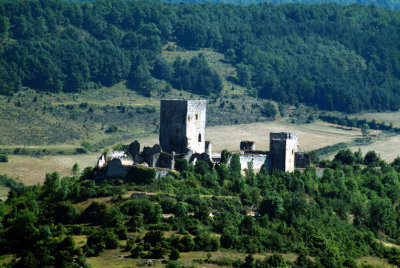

97,99,310,177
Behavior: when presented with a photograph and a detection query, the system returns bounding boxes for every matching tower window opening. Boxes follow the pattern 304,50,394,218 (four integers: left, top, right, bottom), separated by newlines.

198,134,201,142
195,114,198,120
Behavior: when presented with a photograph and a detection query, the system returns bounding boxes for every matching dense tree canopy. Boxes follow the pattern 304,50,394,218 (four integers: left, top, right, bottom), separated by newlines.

2,0,400,112
1,149,400,266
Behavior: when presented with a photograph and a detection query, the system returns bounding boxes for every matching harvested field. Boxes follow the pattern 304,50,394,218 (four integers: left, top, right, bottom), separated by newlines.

0,153,98,185
348,135,400,162
137,121,360,152
354,112,400,127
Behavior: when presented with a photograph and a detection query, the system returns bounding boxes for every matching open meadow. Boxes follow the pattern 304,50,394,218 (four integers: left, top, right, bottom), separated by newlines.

136,120,361,152
83,243,395,268
0,154,99,185
0,186,9,200
353,112,400,127
345,135,400,162
85,249,299,268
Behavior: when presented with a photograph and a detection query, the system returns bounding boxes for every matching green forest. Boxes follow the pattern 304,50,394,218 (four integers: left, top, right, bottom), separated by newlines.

1,149,400,267
2,0,400,112
162,0,400,10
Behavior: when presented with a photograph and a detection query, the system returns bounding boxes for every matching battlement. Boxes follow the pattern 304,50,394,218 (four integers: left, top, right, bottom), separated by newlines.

240,141,256,151
270,132,298,140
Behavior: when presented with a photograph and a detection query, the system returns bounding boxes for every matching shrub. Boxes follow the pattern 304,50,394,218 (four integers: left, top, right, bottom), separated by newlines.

126,166,156,185
0,154,8,162
169,248,180,260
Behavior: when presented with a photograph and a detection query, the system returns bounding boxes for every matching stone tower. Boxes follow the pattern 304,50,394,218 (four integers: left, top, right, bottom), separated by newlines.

159,99,206,154
270,132,298,172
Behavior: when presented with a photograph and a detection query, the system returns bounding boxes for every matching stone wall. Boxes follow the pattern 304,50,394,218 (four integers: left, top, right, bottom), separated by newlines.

295,152,311,168
106,158,130,177
159,99,189,154
186,100,206,154
239,153,271,171
270,132,298,172
159,99,206,154
240,141,256,151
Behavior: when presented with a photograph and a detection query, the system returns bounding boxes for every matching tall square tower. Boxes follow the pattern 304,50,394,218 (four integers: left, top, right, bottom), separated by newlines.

270,132,298,172
159,99,206,154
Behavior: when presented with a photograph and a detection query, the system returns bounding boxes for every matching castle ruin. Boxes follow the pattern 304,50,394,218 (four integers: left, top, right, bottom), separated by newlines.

98,99,310,177
159,99,206,154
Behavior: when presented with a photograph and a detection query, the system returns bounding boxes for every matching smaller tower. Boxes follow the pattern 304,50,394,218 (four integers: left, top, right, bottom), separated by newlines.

270,132,298,172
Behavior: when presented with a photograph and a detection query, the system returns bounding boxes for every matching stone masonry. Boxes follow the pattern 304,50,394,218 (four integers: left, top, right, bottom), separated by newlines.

159,99,206,154
270,132,298,172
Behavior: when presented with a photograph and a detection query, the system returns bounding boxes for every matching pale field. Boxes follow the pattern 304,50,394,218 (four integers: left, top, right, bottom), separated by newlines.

0,186,9,200
86,249,298,268
348,135,400,162
357,256,396,268
0,153,99,185
323,134,400,162
84,247,394,268
137,121,361,152
354,112,400,127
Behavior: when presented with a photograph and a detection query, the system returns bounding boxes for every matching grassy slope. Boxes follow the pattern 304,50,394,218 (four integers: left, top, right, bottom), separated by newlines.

0,186,9,200
353,112,400,128
85,250,299,267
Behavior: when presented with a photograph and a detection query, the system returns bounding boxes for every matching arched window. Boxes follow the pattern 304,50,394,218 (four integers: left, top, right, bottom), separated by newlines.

195,114,198,120
198,134,201,142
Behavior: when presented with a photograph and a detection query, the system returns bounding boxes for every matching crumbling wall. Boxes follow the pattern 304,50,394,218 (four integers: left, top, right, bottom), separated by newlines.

239,153,271,171
106,159,130,177
156,152,174,169
295,152,311,168
240,141,255,151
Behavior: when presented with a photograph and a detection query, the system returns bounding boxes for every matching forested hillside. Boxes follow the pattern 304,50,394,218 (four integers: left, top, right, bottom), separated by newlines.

163,0,400,10
1,0,400,112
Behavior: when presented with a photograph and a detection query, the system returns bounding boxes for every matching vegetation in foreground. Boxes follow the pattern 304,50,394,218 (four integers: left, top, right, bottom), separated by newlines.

1,149,400,267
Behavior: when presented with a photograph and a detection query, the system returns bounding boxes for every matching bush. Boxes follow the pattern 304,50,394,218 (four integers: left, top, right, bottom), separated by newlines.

261,101,277,118
169,248,180,260
81,141,93,152
126,166,156,185
106,125,118,133
0,154,8,162
84,228,120,255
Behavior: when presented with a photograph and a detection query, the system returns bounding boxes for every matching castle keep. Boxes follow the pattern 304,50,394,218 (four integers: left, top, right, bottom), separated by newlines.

270,132,298,172
160,99,206,154
98,99,310,177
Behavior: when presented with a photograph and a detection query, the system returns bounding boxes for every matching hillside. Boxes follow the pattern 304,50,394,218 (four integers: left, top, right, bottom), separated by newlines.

163,0,400,9
68,0,400,9
2,0,400,113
